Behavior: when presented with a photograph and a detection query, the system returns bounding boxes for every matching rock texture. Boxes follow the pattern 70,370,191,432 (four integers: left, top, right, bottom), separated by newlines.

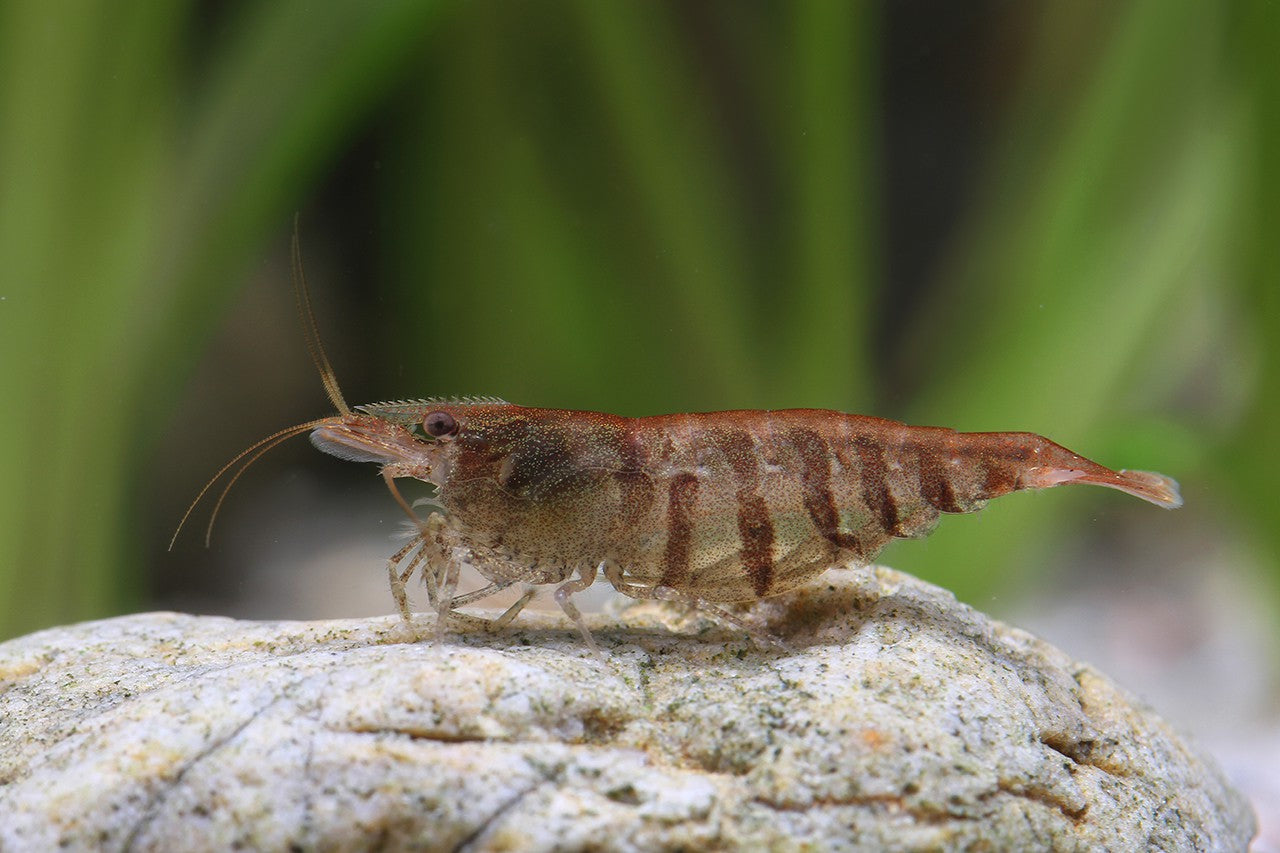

0,565,1255,851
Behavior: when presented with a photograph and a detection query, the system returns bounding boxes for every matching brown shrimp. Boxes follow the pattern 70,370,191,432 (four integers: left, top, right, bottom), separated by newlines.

174,229,1181,650
307,401,1179,649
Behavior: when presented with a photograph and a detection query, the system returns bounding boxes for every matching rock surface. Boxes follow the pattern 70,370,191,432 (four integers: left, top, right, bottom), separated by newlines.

0,565,1255,851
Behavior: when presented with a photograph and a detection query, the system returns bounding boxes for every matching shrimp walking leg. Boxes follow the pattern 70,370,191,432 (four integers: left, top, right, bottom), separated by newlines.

386,537,422,622
601,562,782,648
554,562,602,654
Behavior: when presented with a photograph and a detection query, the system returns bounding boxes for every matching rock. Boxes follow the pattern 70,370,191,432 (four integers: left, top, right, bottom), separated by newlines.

0,565,1255,851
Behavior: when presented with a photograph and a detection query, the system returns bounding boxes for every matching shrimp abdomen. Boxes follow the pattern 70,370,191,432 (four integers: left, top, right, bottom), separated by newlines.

610,411,1181,601
431,406,1180,604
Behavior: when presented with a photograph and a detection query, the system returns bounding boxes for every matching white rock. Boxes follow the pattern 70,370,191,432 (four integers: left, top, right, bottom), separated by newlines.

0,565,1255,851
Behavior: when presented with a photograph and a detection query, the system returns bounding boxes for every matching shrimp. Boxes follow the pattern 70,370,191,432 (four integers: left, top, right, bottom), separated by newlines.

175,229,1182,650
314,401,1179,648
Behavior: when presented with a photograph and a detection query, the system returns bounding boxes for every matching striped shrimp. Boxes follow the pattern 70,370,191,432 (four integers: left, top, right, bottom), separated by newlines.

175,232,1182,650
311,401,1181,649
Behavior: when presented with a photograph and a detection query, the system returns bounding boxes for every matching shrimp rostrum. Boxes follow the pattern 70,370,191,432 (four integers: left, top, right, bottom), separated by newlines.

305,399,1180,648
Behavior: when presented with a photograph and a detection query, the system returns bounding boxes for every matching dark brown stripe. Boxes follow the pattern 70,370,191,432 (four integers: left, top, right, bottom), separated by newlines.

737,495,775,597
854,437,901,537
709,427,760,486
615,424,655,525
709,428,775,597
916,447,963,514
787,426,859,551
981,457,1018,497
660,472,699,588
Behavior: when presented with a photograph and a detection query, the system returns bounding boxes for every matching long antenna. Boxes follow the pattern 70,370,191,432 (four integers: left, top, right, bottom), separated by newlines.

168,417,340,550
171,220,356,550
293,214,350,415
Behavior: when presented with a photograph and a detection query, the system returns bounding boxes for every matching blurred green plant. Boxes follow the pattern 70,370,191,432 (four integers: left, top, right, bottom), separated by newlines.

0,0,1274,640
0,0,444,636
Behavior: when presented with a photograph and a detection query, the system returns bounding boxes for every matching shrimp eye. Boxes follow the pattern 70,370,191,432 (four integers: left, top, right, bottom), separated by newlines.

423,411,459,438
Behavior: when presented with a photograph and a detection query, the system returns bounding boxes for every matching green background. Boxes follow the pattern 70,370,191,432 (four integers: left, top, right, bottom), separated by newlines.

0,0,1276,640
